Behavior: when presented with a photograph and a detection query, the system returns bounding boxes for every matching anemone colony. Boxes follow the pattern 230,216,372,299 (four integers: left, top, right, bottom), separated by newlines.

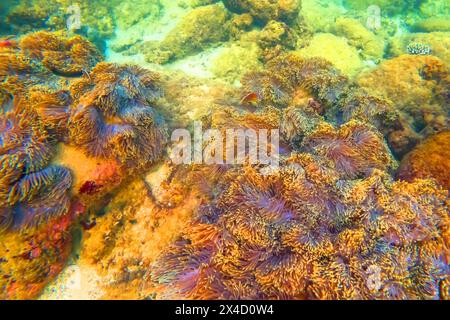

148,54,449,300
0,97,72,231
68,62,167,169
0,30,168,298
0,0,449,301
151,160,449,299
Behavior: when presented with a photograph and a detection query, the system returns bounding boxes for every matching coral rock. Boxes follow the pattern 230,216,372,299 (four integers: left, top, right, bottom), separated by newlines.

357,55,449,145
397,131,450,190
222,0,301,25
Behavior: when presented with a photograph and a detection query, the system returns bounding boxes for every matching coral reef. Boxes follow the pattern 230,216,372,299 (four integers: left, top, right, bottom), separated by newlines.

397,131,450,190
1,0,449,302
0,29,170,299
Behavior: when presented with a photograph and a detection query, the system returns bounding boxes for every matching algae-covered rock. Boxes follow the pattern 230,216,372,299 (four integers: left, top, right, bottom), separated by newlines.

334,17,385,61
186,0,220,6
389,32,450,66
357,55,449,138
301,0,345,33
144,4,232,64
228,13,254,38
5,0,65,33
222,0,301,25
419,0,450,18
211,43,262,83
296,33,364,77
113,0,162,29
256,20,298,50
409,17,450,33
343,0,416,15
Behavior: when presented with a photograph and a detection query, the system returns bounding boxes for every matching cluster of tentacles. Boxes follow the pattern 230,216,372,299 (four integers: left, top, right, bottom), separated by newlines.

241,53,428,158
150,152,449,299
66,62,168,168
0,98,72,232
147,53,449,300
0,31,102,96
0,31,168,232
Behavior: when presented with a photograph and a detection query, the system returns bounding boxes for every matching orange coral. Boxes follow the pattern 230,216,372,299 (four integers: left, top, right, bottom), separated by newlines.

397,131,450,190
357,55,449,144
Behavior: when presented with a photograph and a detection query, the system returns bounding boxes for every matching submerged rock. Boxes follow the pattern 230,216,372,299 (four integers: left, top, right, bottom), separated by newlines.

222,0,301,25
398,131,450,190
143,4,232,64
296,33,364,78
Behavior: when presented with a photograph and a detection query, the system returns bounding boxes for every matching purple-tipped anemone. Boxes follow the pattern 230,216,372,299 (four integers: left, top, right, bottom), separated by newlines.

0,97,72,232
68,62,168,168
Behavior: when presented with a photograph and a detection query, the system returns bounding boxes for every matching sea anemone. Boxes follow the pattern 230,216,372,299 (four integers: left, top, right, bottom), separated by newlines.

149,154,449,300
241,54,350,110
26,87,71,140
0,97,72,232
303,120,397,179
67,62,167,168
19,31,102,76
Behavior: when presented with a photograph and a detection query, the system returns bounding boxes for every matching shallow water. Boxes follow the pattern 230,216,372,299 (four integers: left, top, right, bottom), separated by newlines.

0,0,449,300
